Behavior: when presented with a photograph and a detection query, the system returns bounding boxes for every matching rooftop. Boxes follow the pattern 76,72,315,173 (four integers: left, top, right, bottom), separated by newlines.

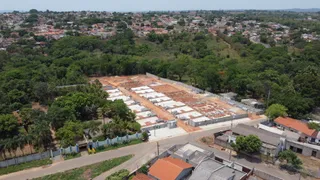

232,124,281,146
275,117,318,138
173,143,214,166
189,158,246,180
132,173,153,180
148,156,192,180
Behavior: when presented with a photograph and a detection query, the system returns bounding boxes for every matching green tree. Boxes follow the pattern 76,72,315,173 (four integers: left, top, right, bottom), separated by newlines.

29,113,52,151
308,122,320,131
0,114,19,139
232,135,262,154
19,108,34,132
56,121,84,147
47,106,76,130
265,104,288,120
278,150,302,170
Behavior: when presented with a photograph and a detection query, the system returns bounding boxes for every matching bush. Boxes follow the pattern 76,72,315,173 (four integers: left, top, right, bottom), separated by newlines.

96,146,106,151
142,132,149,141
106,169,130,180
138,165,148,174
278,150,302,170
64,152,81,160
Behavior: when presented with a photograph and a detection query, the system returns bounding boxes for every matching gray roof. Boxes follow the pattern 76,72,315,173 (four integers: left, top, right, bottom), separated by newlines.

189,158,246,180
173,144,213,166
189,158,224,180
210,166,246,180
232,124,281,146
283,130,300,141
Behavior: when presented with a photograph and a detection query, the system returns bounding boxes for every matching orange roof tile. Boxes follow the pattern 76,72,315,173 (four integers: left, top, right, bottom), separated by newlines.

275,117,318,137
132,173,153,180
149,157,192,180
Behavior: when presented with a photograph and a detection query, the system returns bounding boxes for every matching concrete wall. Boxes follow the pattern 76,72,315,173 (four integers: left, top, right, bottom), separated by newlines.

286,140,320,158
253,169,284,180
0,144,81,168
0,151,50,168
189,113,248,127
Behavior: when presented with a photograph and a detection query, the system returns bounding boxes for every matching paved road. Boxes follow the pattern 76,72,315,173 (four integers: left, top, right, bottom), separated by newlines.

0,119,301,180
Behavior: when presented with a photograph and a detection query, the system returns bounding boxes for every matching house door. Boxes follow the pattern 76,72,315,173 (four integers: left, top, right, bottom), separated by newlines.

312,150,317,157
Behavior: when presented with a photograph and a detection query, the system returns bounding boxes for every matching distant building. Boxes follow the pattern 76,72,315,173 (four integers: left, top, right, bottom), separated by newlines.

274,117,320,143
220,92,237,100
241,99,264,109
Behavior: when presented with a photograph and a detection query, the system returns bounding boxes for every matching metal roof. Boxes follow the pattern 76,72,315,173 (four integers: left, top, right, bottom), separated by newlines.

232,124,281,146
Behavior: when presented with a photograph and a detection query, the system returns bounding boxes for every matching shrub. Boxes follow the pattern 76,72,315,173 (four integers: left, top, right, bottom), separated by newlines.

138,165,148,174
106,169,130,180
96,146,106,151
142,132,149,141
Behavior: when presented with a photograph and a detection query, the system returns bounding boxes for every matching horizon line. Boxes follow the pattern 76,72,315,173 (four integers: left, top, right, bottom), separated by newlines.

1,8,320,13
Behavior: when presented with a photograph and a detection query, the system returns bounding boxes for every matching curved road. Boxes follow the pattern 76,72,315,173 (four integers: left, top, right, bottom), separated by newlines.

0,119,301,180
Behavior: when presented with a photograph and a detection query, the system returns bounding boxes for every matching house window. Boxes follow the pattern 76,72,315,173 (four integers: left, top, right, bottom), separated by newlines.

296,148,303,154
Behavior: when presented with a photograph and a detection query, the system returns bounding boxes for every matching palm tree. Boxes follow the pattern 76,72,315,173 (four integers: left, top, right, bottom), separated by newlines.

11,136,20,158
17,135,27,156
30,120,52,152
3,138,15,159
0,139,6,160
97,106,111,125
24,133,34,154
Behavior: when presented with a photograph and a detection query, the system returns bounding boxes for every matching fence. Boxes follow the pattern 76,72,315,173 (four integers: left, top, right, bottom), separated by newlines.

0,133,142,168
90,133,142,149
253,169,284,180
0,151,50,168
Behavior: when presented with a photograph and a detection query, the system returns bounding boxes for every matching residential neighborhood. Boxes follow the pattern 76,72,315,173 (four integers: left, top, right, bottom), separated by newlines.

0,3,320,180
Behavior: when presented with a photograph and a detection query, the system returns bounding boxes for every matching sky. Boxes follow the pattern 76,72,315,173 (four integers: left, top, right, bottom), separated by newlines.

1,0,320,12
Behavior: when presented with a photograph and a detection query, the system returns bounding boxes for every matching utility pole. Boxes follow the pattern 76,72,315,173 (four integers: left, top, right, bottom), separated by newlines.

157,142,160,156
229,115,235,161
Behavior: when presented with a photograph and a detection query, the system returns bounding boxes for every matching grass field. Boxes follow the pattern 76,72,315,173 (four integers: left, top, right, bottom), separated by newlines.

34,155,133,180
0,158,52,176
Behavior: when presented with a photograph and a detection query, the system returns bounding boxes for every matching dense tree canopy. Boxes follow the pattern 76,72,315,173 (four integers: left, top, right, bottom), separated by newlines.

0,25,320,156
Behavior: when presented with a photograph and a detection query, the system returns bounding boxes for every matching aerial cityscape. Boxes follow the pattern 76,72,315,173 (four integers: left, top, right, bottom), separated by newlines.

0,1,320,180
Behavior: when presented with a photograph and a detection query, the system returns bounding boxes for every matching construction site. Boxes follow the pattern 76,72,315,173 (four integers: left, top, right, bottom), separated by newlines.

93,74,265,137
